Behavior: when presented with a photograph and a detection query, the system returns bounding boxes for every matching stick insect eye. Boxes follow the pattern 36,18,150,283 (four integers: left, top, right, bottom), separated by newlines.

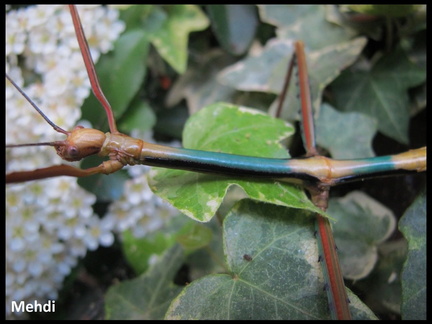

67,146,80,159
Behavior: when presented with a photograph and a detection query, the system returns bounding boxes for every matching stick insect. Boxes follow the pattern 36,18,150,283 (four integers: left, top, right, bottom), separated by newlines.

6,5,426,320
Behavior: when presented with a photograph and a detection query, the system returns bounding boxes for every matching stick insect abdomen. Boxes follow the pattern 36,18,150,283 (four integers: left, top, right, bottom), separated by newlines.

98,131,427,186
137,141,320,184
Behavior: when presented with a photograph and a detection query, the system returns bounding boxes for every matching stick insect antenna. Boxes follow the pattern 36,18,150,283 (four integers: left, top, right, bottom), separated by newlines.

6,73,70,137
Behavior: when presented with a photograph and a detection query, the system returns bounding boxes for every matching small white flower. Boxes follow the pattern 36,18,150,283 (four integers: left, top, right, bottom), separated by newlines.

125,175,154,205
30,28,58,55
52,249,79,276
6,14,27,55
66,237,88,258
82,216,115,250
44,66,73,97
26,5,59,29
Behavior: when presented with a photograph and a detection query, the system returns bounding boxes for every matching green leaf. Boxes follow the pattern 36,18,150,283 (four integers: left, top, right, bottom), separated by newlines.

207,5,258,56
219,37,367,121
219,38,294,94
316,103,377,159
117,99,156,134
332,47,426,144
105,244,184,320
258,5,355,49
122,216,212,275
150,5,209,74
182,103,292,157
81,29,150,131
175,220,213,251
119,5,155,31
328,191,396,280
165,200,376,320
149,103,327,222
185,217,226,281
349,239,407,316
399,189,426,320
121,229,177,275
166,49,238,114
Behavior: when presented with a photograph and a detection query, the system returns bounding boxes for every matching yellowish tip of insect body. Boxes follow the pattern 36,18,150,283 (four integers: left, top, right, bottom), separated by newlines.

392,146,427,172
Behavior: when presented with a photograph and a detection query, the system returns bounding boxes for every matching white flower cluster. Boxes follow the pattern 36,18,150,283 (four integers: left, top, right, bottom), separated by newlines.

6,5,124,172
6,5,158,319
5,5,123,319
6,178,114,317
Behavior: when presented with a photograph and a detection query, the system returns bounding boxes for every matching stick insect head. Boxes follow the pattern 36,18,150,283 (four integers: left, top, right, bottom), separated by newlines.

6,73,106,162
53,126,106,162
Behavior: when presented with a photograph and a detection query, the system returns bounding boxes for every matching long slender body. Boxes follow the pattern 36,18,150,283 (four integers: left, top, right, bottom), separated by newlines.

99,132,426,186
6,130,425,184
5,131,426,187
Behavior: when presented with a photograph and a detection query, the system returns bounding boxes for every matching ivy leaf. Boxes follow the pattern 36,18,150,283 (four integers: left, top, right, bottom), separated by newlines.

181,103,292,158
331,47,426,144
118,99,156,134
185,217,226,281
328,191,396,280
219,38,293,94
348,239,407,316
316,103,377,159
165,50,238,114
258,5,355,49
105,244,185,320
81,29,150,131
149,5,209,74
219,38,367,120
121,229,177,275
165,200,376,320
399,189,426,320
207,5,258,56
122,215,214,275
119,5,156,32
149,103,328,222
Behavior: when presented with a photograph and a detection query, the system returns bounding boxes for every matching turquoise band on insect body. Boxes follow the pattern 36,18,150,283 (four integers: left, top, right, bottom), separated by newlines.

139,144,426,186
